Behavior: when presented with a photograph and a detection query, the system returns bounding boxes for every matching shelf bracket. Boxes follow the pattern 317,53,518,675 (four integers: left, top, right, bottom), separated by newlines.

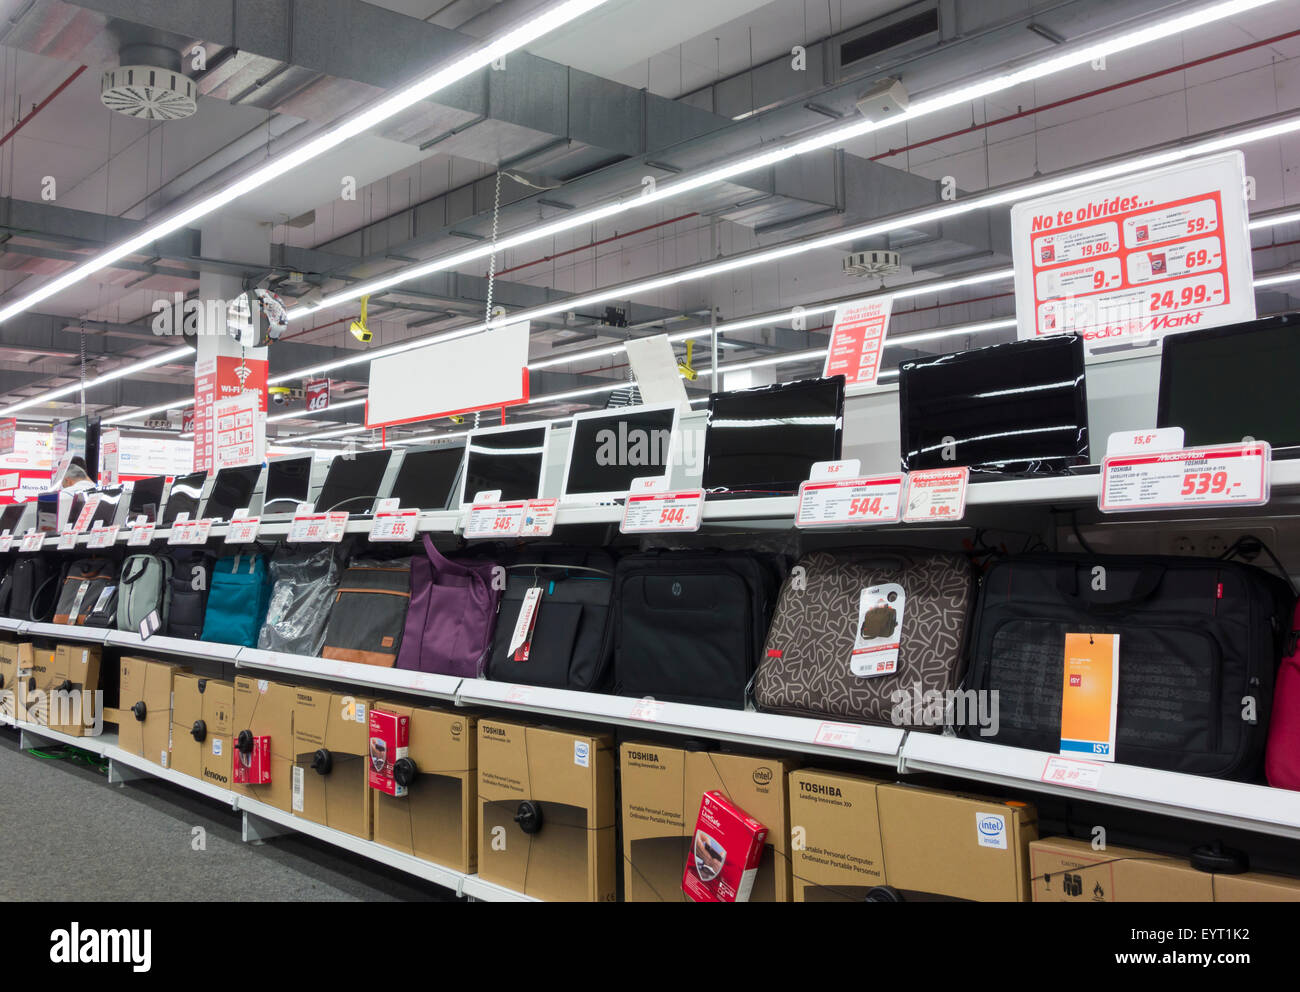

107,759,147,786
242,810,292,846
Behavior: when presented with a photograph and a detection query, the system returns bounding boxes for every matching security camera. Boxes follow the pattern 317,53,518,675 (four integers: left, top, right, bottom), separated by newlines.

269,386,292,407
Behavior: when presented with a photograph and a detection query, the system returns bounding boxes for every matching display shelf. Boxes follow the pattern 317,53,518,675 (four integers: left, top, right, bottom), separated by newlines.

900,732,1300,840
19,621,109,643
104,630,241,663
237,648,462,701
0,617,22,634
455,679,905,766
236,796,536,902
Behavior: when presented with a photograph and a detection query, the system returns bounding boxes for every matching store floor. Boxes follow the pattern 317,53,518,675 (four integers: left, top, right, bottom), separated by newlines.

0,729,457,902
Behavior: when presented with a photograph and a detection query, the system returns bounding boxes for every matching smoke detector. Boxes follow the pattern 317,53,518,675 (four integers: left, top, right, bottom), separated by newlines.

843,250,902,278
100,65,196,120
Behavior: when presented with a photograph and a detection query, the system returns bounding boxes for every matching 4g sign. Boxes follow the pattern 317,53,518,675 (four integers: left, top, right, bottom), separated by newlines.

305,378,331,412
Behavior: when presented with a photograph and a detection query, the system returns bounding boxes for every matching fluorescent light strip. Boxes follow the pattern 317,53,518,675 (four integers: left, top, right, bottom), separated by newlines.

285,424,369,444
266,397,367,423
290,0,1279,320
1250,209,1300,229
0,345,193,417
1253,269,1300,287
0,0,609,326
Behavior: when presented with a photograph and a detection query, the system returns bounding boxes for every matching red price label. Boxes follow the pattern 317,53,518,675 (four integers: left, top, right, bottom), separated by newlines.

620,490,704,534
797,474,905,528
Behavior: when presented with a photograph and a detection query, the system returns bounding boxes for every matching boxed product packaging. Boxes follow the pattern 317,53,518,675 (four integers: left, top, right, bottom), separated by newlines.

17,646,55,724
231,676,296,810
292,689,374,839
682,791,768,903
170,675,233,783
1031,837,1214,902
368,708,411,797
0,641,33,721
619,742,795,902
117,657,188,764
371,703,478,874
878,782,1038,901
478,719,615,902
1213,871,1300,902
788,768,887,901
233,734,271,785
47,643,107,737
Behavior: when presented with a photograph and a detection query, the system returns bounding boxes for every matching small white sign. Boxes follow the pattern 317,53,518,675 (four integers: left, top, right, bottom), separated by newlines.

1041,756,1105,791
56,529,78,551
620,489,705,534
1105,427,1184,457
288,511,349,543
975,811,1008,850
813,722,863,749
0,530,13,553
88,525,118,549
809,459,862,482
903,467,970,523
520,499,559,538
629,698,664,722
796,474,906,528
20,529,45,553
128,518,156,547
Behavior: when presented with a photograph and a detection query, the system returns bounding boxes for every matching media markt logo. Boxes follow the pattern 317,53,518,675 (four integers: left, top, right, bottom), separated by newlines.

50,923,151,972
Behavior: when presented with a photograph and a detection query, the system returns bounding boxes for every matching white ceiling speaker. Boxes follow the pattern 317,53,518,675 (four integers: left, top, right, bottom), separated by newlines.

100,65,197,120
843,250,902,278
854,78,909,122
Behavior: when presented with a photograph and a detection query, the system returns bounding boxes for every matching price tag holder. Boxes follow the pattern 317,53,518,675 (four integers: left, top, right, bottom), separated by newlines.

128,517,156,547
56,529,78,551
20,529,45,553
190,519,214,545
288,511,349,543
88,524,118,549
464,501,527,539
225,514,261,544
0,530,12,553
814,722,864,749
903,467,969,523
166,512,192,546
1041,756,1104,791
72,495,101,534
520,499,558,538
629,698,664,722
796,473,906,528
620,489,705,534
1099,442,1270,513
370,508,419,542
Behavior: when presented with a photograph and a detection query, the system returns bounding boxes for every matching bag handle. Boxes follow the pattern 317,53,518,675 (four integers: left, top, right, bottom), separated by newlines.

421,534,492,589
1055,562,1165,612
122,557,149,586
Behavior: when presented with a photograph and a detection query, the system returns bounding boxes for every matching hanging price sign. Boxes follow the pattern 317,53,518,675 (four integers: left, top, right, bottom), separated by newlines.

620,489,705,534
464,501,527,539
1099,442,1270,513
796,473,906,528
288,511,349,543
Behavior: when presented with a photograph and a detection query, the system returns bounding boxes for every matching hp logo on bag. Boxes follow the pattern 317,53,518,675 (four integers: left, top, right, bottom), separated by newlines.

671,582,682,597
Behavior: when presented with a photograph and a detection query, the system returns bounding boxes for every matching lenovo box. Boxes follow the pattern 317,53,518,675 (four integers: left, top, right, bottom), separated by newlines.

1214,871,1300,901
372,703,477,874
232,676,296,811
117,657,188,765
619,742,794,902
1031,837,1214,902
478,719,615,902
682,791,768,902
878,782,1038,901
17,646,56,725
788,768,887,902
171,675,232,782
0,641,32,721
368,708,411,797
292,689,374,839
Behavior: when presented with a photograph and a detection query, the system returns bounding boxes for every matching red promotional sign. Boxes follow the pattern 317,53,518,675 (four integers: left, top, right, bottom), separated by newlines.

0,418,15,456
194,355,267,472
823,297,893,387
305,378,331,412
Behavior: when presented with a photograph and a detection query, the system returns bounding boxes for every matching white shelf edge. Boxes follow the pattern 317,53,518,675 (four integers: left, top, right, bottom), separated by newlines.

20,622,109,643
105,630,241,662
900,733,1300,840
236,649,462,700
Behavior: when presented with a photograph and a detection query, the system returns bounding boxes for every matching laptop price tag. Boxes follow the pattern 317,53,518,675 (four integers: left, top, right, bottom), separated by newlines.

19,529,44,552
88,523,118,549
519,499,558,538
1099,442,1270,513
464,501,525,539
370,508,418,542
620,489,704,534
56,529,78,550
226,515,261,544
796,473,906,528
289,512,348,543
0,530,12,552
128,516,156,547
903,467,969,523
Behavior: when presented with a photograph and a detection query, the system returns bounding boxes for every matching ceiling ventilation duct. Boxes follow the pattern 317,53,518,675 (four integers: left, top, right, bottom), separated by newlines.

100,42,196,120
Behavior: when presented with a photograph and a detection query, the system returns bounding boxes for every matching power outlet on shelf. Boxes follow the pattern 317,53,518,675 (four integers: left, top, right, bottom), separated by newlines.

1162,526,1276,559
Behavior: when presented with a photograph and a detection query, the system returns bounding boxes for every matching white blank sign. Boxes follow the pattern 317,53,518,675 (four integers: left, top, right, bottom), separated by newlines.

366,321,530,428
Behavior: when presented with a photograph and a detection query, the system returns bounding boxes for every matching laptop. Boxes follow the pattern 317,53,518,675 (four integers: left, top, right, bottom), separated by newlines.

561,405,679,504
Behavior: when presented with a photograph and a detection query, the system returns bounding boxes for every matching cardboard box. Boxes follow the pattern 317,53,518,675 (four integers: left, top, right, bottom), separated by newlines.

232,676,296,811
619,742,794,902
117,657,188,765
292,689,374,839
17,646,56,725
1031,837,1214,902
48,643,109,737
788,768,887,902
171,675,233,783
878,782,1037,901
368,708,411,797
683,792,768,902
478,719,615,902
372,703,477,874
0,641,32,721
1214,871,1300,902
